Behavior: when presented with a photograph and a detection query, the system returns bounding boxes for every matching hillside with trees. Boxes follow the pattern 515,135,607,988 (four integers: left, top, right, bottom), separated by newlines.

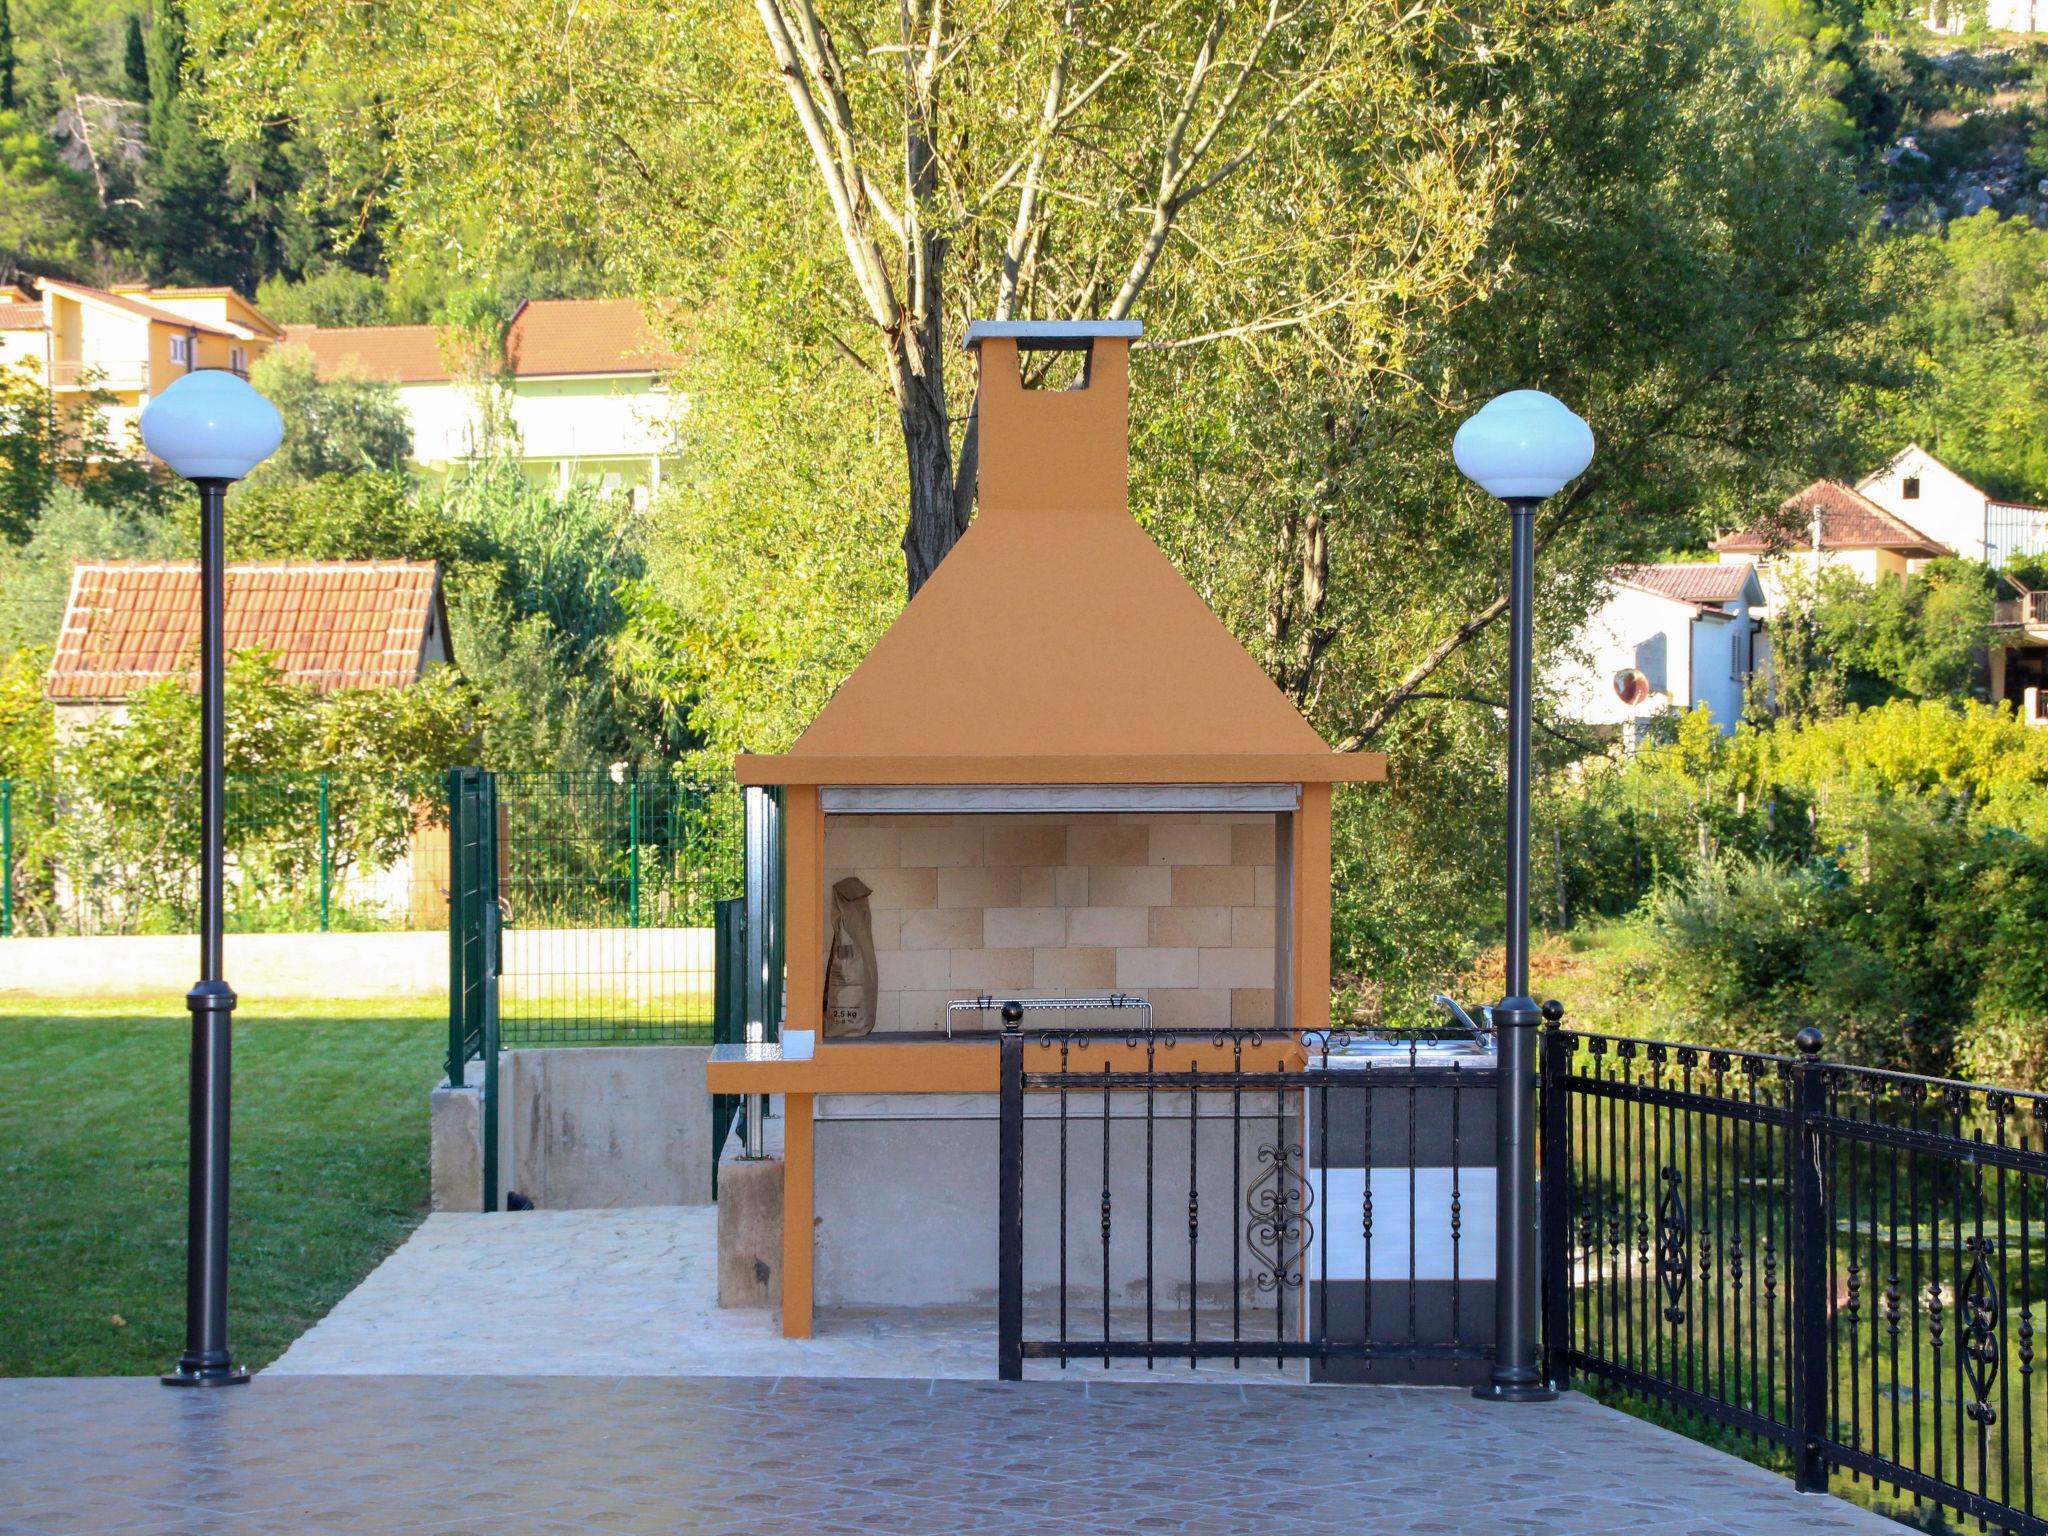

0,0,2045,1050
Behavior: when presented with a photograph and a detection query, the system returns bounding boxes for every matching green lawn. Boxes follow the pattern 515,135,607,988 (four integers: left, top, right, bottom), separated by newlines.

0,996,444,1377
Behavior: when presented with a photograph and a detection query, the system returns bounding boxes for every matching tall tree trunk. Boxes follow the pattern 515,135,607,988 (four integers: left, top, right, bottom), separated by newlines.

897,355,958,593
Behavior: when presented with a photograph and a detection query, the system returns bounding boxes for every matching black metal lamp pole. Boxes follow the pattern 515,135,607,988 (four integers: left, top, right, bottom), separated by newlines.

164,477,247,1388
1475,495,1556,1403
140,368,279,1387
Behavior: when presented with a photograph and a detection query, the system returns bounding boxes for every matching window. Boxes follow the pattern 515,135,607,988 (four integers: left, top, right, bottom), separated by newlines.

169,335,192,368
230,346,246,374
1903,475,1921,500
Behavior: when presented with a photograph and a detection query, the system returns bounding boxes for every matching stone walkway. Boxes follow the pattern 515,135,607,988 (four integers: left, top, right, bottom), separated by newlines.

0,1374,1900,1536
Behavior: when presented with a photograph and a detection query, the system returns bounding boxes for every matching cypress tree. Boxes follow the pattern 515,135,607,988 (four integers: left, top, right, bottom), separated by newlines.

124,14,148,103
142,0,243,284
1,0,17,113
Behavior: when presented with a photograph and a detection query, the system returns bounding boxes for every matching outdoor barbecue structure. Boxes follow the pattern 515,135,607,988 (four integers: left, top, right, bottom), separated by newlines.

707,319,1436,1358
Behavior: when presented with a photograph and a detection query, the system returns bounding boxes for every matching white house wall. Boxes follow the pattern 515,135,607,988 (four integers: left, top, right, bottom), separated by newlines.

1689,614,1745,731
398,375,678,479
1858,447,1983,562
1555,586,1698,728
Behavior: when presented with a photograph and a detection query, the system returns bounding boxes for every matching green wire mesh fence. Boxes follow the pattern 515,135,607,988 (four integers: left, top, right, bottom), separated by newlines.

1,767,744,1049
0,771,452,936
493,773,743,1047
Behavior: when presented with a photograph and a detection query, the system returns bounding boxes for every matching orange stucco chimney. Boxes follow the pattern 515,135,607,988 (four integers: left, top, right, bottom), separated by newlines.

966,320,1141,517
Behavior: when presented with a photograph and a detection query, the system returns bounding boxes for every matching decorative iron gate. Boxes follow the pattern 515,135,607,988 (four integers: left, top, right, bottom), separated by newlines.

1546,1023,2048,1534
996,1025,1497,1381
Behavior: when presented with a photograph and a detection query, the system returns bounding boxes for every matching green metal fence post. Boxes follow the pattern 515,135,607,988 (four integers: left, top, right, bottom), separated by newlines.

628,773,641,930
1,778,12,937
317,772,331,933
445,768,467,1088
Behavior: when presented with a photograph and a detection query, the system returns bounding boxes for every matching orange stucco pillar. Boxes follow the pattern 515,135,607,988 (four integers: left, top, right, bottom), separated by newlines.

1291,784,1334,1034
780,785,824,1338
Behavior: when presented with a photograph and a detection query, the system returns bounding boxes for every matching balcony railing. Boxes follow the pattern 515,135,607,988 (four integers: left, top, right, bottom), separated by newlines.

1995,591,2048,629
52,359,147,390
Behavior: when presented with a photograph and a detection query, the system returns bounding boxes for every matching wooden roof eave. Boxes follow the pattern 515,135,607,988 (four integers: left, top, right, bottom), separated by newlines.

734,751,1388,787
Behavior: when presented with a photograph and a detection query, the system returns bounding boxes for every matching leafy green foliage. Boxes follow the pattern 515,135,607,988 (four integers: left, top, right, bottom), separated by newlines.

1542,698,2048,1080
225,470,456,564
1766,560,1996,722
0,363,155,542
1895,212,2048,504
0,484,181,651
0,106,93,285
15,650,478,933
245,345,410,481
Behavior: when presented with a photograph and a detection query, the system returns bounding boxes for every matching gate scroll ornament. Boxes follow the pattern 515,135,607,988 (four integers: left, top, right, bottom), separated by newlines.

1656,1166,1690,1324
1961,1236,2003,1425
1246,1141,1315,1294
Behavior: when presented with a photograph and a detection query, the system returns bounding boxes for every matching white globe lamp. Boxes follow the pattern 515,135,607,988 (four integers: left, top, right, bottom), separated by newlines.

140,369,284,483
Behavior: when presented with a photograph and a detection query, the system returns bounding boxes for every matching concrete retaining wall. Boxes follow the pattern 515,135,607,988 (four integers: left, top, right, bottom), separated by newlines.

431,1045,715,1212
0,931,447,1000
1,925,715,1001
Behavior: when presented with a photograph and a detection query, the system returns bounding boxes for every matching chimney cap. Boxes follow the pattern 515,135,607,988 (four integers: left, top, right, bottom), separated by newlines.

963,319,1142,352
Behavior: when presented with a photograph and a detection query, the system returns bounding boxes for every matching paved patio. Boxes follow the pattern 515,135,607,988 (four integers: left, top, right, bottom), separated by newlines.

1,1373,1899,1536
268,1206,1354,1382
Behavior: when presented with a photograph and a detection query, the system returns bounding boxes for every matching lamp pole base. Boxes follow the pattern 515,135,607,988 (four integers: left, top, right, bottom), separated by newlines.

1471,1378,1559,1404
161,1364,249,1388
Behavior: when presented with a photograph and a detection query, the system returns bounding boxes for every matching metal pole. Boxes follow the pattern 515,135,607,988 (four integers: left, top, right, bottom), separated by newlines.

164,477,246,1388
2,777,12,937
1790,1025,1830,1492
1477,495,1555,1403
997,1003,1025,1381
317,771,331,933
628,773,640,930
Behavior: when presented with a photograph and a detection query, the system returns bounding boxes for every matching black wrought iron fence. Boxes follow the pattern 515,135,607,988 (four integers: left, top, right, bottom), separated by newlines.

996,1025,1496,1383
1545,1023,2048,1535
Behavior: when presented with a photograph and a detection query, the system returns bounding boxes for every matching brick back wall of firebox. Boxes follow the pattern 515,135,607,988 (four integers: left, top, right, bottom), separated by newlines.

821,812,1279,1034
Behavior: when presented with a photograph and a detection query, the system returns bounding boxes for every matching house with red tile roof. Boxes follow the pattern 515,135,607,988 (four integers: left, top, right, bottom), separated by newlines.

46,559,452,730
1555,562,1766,737
283,298,681,504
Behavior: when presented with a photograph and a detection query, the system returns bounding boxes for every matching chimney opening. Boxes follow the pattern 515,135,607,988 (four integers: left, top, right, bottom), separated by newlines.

1022,342,1093,392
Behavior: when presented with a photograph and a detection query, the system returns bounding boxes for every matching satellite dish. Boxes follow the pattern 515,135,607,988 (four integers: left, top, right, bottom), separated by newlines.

1614,668,1652,706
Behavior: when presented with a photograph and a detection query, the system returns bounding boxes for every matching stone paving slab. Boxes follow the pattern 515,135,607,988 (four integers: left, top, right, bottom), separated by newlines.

0,1374,1899,1536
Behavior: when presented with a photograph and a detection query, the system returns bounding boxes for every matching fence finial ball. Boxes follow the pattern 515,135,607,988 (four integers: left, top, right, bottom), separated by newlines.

1540,999,1564,1024
1794,1026,1824,1056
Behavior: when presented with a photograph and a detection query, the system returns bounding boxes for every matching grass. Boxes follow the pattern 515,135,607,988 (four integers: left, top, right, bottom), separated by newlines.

0,995,444,1377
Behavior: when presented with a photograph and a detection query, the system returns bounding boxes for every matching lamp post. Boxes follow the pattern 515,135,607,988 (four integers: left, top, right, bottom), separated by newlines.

1454,389,1594,1404
141,369,283,1388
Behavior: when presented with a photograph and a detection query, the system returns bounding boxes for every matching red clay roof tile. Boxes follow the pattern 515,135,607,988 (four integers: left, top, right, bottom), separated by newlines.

47,560,444,702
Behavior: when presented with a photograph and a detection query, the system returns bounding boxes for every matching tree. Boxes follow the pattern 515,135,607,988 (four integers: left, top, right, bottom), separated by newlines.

0,483,181,651
124,12,147,101
0,363,154,543
225,470,462,564
1767,560,1996,719
144,0,243,284
0,0,14,112
1895,212,2048,506
0,108,97,285
245,345,411,480
191,0,1531,595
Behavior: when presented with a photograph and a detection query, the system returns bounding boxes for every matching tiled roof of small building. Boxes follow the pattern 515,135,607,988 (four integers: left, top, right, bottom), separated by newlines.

286,298,669,384
1714,479,1953,557
48,560,445,702
1615,563,1756,607
0,302,42,329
